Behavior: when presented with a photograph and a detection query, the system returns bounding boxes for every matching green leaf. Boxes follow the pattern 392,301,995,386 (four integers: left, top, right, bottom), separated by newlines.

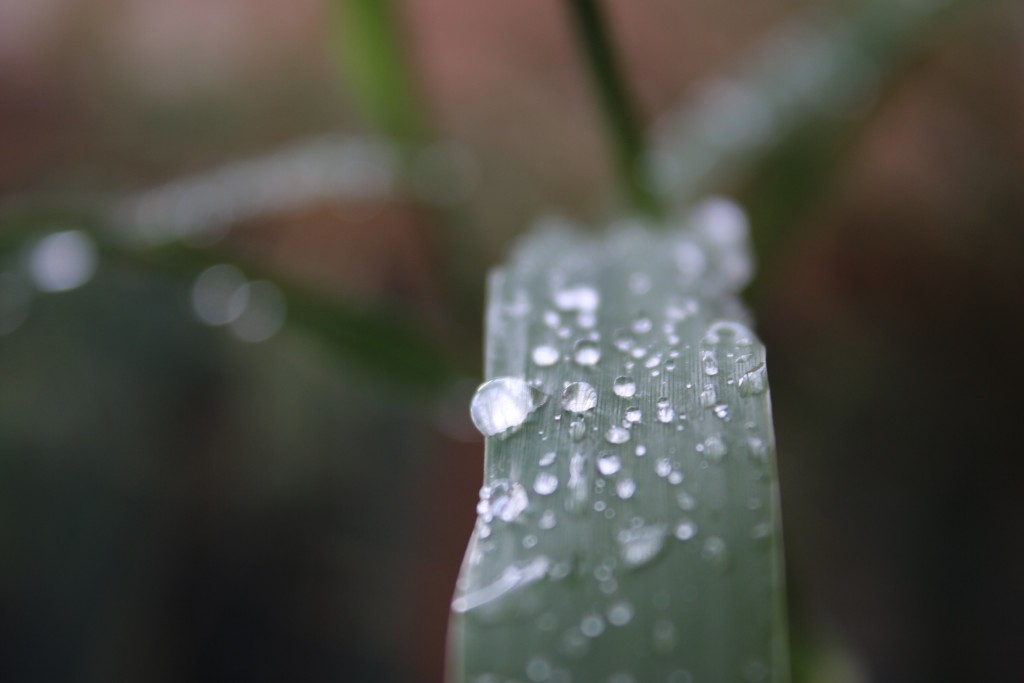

448,207,788,682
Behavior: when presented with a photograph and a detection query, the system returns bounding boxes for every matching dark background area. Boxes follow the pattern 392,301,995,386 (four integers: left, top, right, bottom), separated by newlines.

1,1,1023,682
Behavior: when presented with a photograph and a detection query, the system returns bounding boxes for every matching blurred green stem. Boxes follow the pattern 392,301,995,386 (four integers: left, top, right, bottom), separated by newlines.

330,0,425,148
566,0,662,219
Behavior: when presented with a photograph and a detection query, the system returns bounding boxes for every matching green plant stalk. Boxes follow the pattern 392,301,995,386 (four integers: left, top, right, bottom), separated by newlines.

567,0,662,219
448,218,788,682
330,0,426,148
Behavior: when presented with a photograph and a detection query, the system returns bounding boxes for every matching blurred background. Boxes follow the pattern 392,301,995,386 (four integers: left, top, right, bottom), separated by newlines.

1,0,1023,682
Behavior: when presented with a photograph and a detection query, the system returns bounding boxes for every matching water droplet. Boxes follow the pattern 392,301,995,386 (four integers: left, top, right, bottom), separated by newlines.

628,272,651,294
543,310,561,328
645,353,662,369
28,230,98,293
523,534,538,549
534,472,559,496
616,478,636,499
635,445,647,456
652,619,676,653
470,377,546,437
713,403,730,421
701,349,719,376
597,453,622,476
748,437,768,462
569,419,587,441
580,613,605,638
573,339,601,366
526,657,552,682
567,453,591,514
613,376,637,398
668,471,683,485
656,398,676,423
631,315,653,335
738,364,768,396
619,524,667,568
539,451,557,467
605,425,630,444
625,406,642,424
677,491,697,510
699,384,717,407
532,344,560,367
674,519,697,541
577,310,596,329
701,536,730,571
704,436,727,460
539,509,557,530
561,381,597,413
613,329,635,352
655,459,673,478
607,600,635,626
554,285,599,312
477,480,529,523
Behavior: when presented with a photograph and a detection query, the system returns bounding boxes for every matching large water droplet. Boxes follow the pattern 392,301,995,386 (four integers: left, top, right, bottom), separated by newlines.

619,524,668,568
532,344,560,367
605,425,630,444
470,377,546,436
561,381,597,413
613,376,637,398
572,339,601,366
738,364,768,396
597,453,622,476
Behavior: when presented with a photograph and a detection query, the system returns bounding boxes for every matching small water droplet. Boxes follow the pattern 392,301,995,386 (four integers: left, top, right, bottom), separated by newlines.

573,339,601,366
635,445,647,456
701,349,719,376
631,315,653,335
704,436,727,460
674,519,697,541
702,536,730,571
561,381,597,413
645,353,662,369
577,310,596,329
523,534,538,549
567,453,591,514
605,425,630,444
554,285,599,312
534,472,559,496
616,478,636,499
607,600,635,626
677,491,697,510
578,613,605,639
619,524,667,568
613,329,635,352
668,471,683,485
28,230,98,293
713,403,730,421
613,376,637,398
569,419,587,441
628,272,651,294
543,310,561,328
625,406,642,424
526,657,553,682
539,509,557,530
477,480,529,523
656,398,675,423
748,437,768,461
699,384,717,407
597,453,622,475
532,344,560,367
655,459,673,478
470,377,546,437
539,451,557,467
